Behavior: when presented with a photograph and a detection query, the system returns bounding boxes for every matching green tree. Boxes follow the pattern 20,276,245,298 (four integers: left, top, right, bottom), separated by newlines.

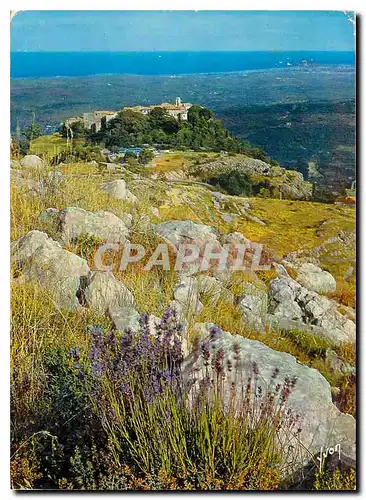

59,121,87,139
124,151,138,162
138,149,154,165
23,122,42,142
148,107,178,134
208,170,253,196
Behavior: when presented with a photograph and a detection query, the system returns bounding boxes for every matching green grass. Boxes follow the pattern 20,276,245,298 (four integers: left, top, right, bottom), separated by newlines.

29,134,84,158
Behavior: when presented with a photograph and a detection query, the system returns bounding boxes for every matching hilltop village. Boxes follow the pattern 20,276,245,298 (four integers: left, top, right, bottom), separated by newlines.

65,97,192,133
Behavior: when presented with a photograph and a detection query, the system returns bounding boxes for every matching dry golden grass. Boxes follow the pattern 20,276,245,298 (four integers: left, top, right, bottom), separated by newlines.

11,280,111,437
154,153,186,173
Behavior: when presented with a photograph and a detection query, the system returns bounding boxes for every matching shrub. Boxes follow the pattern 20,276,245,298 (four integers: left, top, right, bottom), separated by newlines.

138,148,155,165
314,468,356,491
82,311,301,490
207,170,253,196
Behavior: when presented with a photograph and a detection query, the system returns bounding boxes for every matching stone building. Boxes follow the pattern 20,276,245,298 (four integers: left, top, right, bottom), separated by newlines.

124,97,192,121
63,97,192,133
65,110,118,132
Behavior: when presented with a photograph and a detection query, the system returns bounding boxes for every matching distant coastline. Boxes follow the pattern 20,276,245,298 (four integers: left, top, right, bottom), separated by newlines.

10,50,355,79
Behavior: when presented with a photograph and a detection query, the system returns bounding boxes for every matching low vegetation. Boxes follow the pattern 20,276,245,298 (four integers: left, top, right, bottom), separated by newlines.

10,152,356,490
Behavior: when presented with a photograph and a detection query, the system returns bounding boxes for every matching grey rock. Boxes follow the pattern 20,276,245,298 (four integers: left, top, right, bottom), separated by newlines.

11,230,90,310
57,207,129,245
83,271,135,315
224,231,251,247
173,277,203,317
265,314,326,336
155,220,219,247
109,306,141,333
11,230,50,267
20,155,44,170
268,276,356,344
279,180,313,201
197,275,224,305
212,192,224,200
238,282,268,330
220,213,238,223
11,169,43,194
100,179,138,203
119,212,133,229
182,325,356,468
296,263,336,294
155,220,221,276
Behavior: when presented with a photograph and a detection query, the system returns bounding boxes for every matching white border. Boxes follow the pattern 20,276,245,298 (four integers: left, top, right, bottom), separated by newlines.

2,2,363,497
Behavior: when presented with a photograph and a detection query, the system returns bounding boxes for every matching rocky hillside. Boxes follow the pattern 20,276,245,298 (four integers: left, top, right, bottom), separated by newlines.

11,152,356,490
186,154,313,200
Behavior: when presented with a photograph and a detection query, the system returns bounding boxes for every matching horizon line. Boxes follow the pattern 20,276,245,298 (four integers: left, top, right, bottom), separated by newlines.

11,49,356,54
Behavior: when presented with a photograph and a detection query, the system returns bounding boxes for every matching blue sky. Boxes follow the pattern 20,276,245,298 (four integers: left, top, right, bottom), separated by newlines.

11,11,355,52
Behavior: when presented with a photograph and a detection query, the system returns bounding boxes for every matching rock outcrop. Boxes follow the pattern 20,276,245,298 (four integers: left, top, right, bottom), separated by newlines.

182,324,356,468
295,263,337,294
190,156,312,201
50,207,130,245
11,230,90,310
268,275,355,344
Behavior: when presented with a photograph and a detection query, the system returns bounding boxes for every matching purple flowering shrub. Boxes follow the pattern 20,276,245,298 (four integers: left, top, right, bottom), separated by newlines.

84,308,302,489
88,307,184,404
11,306,305,490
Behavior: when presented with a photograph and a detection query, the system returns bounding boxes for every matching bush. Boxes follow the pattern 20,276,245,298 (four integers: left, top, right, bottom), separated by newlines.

12,305,343,490
80,311,301,489
207,170,253,196
138,148,155,165
314,468,356,491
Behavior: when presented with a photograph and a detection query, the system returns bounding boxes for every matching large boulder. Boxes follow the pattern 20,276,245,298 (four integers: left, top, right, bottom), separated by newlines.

11,230,50,266
155,220,221,275
155,220,219,247
100,180,137,203
295,263,337,294
182,324,356,469
56,207,129,245
82,270,136,315
20,155,44,170
268,276,355,344
11,230,90,310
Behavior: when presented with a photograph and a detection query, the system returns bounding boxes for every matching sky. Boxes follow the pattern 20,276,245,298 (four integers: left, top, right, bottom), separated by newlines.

11,10,355,52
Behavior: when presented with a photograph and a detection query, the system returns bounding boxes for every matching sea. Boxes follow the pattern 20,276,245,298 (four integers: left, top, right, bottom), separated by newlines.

10,51,355,79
